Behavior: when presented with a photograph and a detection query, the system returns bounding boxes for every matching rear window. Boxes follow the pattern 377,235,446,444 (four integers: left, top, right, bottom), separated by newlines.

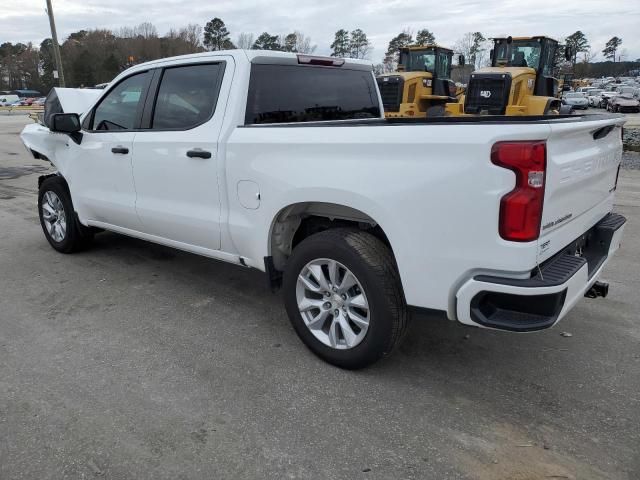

245,64,380,125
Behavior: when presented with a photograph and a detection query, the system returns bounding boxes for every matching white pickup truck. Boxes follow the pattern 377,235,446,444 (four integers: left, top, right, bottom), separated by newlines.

21,50,626,368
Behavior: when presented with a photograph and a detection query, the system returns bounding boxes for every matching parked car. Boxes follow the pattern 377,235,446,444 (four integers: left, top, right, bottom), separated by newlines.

20,50,627,368
600,91,619,109
608,94,640,113
587,89,604,107
616,86,638,98
562,92,589,109
0,94,20,106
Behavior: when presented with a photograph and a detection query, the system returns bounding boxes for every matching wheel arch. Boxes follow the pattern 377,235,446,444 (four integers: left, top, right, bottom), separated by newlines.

266,201,398,278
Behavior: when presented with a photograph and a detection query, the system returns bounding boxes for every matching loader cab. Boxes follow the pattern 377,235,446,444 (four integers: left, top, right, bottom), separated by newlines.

491,36,560,97
377,45,457,117
397,45,454,98
398,46,453,78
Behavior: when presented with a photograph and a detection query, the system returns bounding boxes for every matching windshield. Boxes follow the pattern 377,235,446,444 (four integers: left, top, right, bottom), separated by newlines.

565,93,582,98
494,40,542,69
589,90,603,95
400,50,436,73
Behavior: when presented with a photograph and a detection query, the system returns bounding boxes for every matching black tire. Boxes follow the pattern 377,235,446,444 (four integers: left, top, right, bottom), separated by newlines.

559,105,573,115
283,228,408,369
38,176,93,253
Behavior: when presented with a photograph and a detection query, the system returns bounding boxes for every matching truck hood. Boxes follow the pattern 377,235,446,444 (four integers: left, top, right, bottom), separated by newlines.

43,87,101,128
48,87,101,114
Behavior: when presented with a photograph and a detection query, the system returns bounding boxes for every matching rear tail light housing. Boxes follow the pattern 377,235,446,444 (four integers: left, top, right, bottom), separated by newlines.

491,141,547,242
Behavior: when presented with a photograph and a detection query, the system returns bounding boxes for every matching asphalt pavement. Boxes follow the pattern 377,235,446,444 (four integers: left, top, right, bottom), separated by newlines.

1,114,639,479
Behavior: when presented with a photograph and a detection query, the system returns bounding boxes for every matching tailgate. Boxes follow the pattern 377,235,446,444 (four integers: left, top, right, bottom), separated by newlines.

538,115,625,262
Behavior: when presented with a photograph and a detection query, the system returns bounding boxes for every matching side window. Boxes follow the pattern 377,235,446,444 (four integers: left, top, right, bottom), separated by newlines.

437,53,450,78
151,63,224,130
92,71,150,131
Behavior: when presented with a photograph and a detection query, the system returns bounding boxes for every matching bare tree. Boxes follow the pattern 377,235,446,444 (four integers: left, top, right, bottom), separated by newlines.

180,24,203,51
293,31,316,54
236,33,255,50
135,22,158,39
349,29,371,59
453,33,473,64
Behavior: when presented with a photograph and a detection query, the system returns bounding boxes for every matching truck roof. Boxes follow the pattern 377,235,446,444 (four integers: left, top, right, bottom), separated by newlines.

129,49,374,72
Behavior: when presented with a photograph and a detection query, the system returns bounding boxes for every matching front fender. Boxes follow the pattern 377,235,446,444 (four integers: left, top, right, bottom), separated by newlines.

20,122,69,172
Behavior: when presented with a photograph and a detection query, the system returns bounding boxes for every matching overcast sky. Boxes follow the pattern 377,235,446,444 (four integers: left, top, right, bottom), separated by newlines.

2,0,639,63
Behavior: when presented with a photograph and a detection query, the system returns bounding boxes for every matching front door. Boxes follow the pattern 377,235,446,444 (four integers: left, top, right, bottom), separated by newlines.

70,70,153,230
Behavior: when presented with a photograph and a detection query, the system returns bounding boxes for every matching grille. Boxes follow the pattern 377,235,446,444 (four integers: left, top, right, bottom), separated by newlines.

464,74,511,115
376,76,403,112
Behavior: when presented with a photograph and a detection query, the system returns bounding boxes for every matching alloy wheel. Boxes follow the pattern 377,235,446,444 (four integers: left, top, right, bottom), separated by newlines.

41,191,67,242
296,258,370,350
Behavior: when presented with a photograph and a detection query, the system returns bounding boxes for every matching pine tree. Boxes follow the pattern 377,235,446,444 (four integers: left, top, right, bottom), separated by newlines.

383,30,413,71
330,29,350,57
282,33,298,53
252,32,281,51
415,29,435,46
565,31,590,65
602,36,622,62
203,18,235,51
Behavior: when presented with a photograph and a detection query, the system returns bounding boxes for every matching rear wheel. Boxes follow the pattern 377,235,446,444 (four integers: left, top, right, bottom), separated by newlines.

283,228,408,369
38,176,94,253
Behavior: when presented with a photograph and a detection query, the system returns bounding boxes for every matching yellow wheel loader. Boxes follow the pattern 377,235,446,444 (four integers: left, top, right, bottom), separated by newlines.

376,45,461,118
445,36,574,116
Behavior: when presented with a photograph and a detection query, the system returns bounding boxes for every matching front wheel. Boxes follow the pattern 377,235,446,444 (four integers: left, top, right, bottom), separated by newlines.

283,228,408,369
38,176,94,253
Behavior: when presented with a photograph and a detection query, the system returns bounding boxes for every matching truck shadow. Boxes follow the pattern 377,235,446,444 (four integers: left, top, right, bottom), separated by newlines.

82,231,634,476
89,230,588,382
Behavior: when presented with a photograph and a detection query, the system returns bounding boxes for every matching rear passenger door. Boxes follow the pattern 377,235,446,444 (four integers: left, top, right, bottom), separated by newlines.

131,60,230,250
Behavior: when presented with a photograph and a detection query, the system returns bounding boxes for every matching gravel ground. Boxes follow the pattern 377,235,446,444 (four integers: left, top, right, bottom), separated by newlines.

622,151,640,170
623,128,640,153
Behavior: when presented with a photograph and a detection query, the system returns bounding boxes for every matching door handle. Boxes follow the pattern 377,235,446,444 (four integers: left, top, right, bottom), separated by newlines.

186,149,212,159
111,146,129,154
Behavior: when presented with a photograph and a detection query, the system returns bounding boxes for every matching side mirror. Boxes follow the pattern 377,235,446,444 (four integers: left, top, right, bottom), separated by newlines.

458,55,465,66
50,113,82,144
51,113,81,133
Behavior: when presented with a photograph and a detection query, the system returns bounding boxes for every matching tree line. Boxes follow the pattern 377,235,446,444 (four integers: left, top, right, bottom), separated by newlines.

0,17,635,93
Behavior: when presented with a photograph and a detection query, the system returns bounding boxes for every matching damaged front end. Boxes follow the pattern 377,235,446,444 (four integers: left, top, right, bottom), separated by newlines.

20,87,102,168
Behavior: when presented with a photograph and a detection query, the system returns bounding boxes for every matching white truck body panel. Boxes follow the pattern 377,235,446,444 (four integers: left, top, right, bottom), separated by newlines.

20,50,626,330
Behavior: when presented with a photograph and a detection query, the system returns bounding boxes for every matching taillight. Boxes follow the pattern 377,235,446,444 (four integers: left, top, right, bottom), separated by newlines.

491,141,547,242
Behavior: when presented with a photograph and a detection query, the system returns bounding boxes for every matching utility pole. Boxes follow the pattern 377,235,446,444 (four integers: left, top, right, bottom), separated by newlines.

45,0,65,87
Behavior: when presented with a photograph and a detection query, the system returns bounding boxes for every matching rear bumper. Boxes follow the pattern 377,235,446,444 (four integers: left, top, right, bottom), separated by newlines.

455,213,626,331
